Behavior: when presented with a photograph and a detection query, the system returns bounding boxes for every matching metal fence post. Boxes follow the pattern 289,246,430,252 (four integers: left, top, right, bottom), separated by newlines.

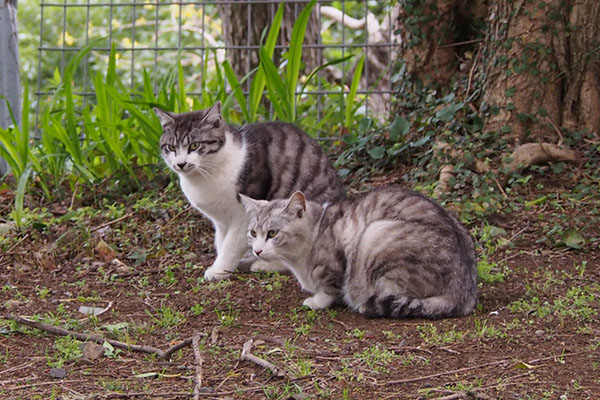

0,0,21,175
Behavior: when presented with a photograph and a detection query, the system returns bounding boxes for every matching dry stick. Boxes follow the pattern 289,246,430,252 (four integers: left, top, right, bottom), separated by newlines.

0,362,31,375
6,315,193,360
385,359,511,385
192,334,204,400
5,379,86,391
104,392,193,399
387,351,586,386
91,211,136,232
240,338,286,378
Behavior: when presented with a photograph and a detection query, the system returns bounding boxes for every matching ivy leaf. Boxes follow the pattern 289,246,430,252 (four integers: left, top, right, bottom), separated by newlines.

358,118,373,134
561,228,585,250
436,103,463,122
410,134,432,148
389,116,411,141
342,133,357,145
368,146,386,160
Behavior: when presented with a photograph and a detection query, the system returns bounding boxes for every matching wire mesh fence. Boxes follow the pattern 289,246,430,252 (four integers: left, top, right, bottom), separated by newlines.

35,0,399,134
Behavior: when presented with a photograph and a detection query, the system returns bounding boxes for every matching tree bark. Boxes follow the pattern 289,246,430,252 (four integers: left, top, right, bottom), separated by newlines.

0,0,21,175
217,1,320,80
483,0,600,143
394,0,487,88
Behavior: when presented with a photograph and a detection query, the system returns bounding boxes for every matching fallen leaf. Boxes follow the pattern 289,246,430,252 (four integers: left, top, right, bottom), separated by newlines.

78,301,112,316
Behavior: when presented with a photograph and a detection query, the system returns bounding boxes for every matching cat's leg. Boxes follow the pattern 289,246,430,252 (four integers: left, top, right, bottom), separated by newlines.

302,291,337,310
204,224,247,281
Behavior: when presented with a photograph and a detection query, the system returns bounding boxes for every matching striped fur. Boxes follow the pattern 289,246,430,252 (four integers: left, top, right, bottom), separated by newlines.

155,102,344,281
241,186,477,319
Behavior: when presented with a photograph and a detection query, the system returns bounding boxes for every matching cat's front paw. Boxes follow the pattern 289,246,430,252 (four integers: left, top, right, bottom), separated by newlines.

204,265,233,281
250,260,288,273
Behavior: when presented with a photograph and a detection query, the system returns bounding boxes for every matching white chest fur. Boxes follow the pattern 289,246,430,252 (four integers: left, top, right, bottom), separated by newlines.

177,132,247,226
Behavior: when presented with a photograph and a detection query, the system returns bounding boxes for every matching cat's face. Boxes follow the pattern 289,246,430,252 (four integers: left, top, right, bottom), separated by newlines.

155,103,225,176
240,192,310,262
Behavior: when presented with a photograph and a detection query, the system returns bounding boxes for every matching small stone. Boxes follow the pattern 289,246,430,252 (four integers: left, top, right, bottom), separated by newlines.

81,342,105,360
49,367,67,379
535,329,545,336
0,222,15,235
4,299,23,312
183,252,198,261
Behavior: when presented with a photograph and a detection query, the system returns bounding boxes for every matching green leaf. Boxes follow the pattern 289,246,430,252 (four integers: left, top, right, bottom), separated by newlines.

505,87,517,98
368,146,386,160
561,228,585,250
345,55,365,127
223,60,250,122
134,371,160,379
435,103,462,122
358,117,372,134
248,3,284,121
286,0,317,115
342,133,357,145
259,47,291,122
389,116,410,141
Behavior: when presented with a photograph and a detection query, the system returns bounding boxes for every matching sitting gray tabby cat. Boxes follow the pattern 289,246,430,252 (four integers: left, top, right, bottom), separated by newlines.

155,102,344,281
240,186,477,318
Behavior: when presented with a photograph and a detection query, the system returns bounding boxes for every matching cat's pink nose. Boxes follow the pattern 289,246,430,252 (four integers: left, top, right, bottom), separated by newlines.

254,249,262,256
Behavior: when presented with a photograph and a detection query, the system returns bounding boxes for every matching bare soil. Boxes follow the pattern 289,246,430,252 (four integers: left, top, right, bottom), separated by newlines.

0,169,598,399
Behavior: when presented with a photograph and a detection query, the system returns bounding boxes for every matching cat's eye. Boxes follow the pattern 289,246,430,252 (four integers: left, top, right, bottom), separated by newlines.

250,230,257,238
267,230,278,239
189,142,201,151
166,144,176,152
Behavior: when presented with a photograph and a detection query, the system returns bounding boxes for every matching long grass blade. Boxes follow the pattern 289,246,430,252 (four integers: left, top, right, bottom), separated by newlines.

345,55,365,128
286,0,317,119
248,3,284,121
223,60,250,121
177,55,188,112
259,47,291,122
13,165,32,228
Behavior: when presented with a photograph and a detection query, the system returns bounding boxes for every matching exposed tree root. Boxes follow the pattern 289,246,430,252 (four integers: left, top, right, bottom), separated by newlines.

434,141,582,194
504,142,581,174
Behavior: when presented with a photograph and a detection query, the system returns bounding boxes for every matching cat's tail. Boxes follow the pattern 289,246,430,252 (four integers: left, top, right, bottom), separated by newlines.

358,293,475,319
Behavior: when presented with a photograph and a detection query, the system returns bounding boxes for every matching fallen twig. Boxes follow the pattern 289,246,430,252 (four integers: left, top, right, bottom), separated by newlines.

5,315,193,360
5,379,86,391
385,358,510,385
240,338,286,378
0,362,31,376
192,333,204,400
91,212,136,232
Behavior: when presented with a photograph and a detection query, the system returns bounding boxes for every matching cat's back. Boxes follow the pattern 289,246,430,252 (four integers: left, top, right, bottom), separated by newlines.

237,122,344,203
328,185,475,263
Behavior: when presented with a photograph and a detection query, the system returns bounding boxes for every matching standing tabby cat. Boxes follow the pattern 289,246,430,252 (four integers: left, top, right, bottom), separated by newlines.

155,102,344,281
241,186,477,318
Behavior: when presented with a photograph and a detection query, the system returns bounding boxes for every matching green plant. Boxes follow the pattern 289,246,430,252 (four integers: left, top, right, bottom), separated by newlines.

146,306,185,329
0,84,41,185
215,295,239,327
49,336,82,367
417,324,466,346
189,303,204,316
354,344,396,373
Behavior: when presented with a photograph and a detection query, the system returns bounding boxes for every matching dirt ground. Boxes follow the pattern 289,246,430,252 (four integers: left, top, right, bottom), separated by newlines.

0,168,599,399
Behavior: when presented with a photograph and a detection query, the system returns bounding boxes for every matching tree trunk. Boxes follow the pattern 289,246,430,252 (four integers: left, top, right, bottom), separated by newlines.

483,0,600,143
217,1,320,80
0,0,21,175
395,0,487,88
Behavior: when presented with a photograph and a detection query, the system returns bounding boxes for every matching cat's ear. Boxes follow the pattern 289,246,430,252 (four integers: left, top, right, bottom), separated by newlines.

239,194,268,215
285,191,306,219
204,102,223,128
153,108,175,127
